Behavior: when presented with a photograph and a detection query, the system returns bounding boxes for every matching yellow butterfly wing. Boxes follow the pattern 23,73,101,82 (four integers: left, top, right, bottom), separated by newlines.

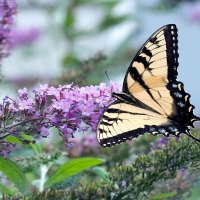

97,24,200,147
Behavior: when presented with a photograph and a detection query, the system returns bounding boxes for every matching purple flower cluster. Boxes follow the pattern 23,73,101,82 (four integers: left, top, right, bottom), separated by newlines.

0,0,17,62
0,82,120,157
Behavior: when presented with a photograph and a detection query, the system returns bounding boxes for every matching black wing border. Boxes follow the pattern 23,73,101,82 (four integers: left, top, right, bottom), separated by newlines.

122,24,178,93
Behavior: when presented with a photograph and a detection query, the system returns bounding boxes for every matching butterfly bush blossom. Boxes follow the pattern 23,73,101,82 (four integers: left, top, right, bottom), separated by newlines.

0,82,121,157
0,0,17,62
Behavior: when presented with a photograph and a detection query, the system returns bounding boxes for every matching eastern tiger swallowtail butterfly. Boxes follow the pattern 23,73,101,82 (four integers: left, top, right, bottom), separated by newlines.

97,24,200,147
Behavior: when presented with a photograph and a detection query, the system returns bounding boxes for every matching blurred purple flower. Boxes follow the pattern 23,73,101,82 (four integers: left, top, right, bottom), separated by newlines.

67,134,99,157
60,124,73,137
10,27,41,48
0,141,16,157
187,3,200,23
0,82,121,157
0,0,17,62
150,137,169,151
82,134,98,149
40,126,49,137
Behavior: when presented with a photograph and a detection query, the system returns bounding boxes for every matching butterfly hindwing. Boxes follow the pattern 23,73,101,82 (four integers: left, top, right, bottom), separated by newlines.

97,24,200,147
97,98,190,147
97,100,166,147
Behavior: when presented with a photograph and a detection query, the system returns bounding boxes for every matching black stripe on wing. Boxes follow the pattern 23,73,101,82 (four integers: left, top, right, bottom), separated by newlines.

122,24,178,93
121,24,199,126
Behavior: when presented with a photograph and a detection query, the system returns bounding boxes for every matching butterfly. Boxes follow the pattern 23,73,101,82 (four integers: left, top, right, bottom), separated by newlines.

97,24,200,147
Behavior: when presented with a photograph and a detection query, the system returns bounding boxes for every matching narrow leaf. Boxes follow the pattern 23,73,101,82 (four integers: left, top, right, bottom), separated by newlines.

0,183,13,195
5,136,22,144
45,157,104,187
0,158,28,194
21,133,33,141
30,143,41,155
149,191,177,199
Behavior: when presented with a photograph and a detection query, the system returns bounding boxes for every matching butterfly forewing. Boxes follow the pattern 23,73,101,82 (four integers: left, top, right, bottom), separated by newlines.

123,24,198,124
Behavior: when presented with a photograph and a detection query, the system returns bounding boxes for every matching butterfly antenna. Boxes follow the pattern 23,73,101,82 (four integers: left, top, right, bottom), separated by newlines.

185,130,200,142
105,71,110,82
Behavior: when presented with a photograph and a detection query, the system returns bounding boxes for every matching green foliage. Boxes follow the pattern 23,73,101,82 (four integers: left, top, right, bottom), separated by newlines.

100,140,131,164
149,191,177,199
0,183,13,195
187,187,200,200
61,53,107,85
147,0,196,11
14,152,62,172
89,166,109,181
45,157,104,187
0,158,28,194
8,135,200,199
5,136,22,144
60,0,136,86
5,133,35,145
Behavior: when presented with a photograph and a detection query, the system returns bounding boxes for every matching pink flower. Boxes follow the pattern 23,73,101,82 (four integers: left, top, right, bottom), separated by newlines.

0,82,121,157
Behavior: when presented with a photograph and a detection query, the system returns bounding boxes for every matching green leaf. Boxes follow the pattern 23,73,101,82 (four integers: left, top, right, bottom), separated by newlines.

0,183,14,195
21,133,33,141
45,157,104,187
62,54,80,67
0,158,28,194
149,191,177,199
30,143,41,155
90,166,109,181
187,187,200,200
5,136,22,144
64,9,74,27
100,15,129,30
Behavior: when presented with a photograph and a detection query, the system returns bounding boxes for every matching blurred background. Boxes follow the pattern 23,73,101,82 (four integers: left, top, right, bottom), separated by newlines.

1,0,200,116
1,0,200,198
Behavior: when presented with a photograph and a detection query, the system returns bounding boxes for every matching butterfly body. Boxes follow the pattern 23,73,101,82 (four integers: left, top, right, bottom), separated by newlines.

97,24,200,147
